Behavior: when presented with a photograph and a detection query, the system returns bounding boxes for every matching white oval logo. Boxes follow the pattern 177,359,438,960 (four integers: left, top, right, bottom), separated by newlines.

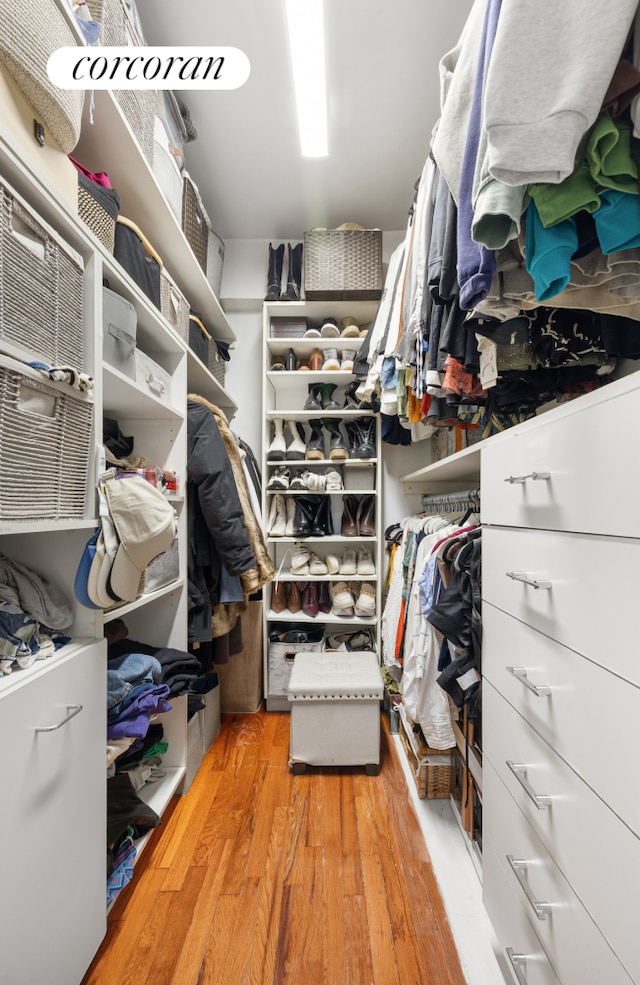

47,46,250,90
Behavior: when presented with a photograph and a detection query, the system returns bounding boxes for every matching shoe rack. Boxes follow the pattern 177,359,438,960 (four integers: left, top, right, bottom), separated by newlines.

262,300,382,711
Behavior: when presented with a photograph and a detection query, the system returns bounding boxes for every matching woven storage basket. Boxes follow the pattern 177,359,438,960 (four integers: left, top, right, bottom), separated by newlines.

77,172,120,252
304,229,382,300
398,712,452,799
207,342,226,386
0,356,92,520
182,172,209,273
160,269,189,343
0,177,84,368
0,0,84,154
86,0,155,163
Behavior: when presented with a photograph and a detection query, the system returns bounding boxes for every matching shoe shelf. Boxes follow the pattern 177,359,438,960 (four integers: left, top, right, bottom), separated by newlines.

267,535,377,544
263,300,383,711
266,610,378,625
266,458,378,467
266,489,375,496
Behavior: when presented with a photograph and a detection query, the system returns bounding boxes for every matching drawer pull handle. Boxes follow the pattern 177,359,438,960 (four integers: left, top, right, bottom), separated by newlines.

506,949,530,985
506,761,551,809
506,571,551,590
35,704,83,733
505,472,551,484
506,666,551,697
507,855,552,920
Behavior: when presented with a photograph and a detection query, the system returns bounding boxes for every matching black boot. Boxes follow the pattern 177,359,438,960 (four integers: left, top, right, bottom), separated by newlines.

344,420,361,459
304,383,323,411
265,243,284,301
294,494,322,536
355,417,376,459
281,242,303,301
322,418,349,461
306,419,325,460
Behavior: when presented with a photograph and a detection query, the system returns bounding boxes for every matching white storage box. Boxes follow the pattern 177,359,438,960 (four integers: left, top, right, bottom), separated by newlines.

344,462,376,490
203,682,221,751
135,349,172,402
102,287,137,379
287,650,383,774
152,116,183,223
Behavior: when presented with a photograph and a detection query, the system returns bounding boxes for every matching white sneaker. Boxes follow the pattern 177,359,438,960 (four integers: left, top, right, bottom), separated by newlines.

291,542,310,575
302,468,326,491
356,547,375,576
325,466,343,491
321,347,340,371
309,551,329,576
325,552,340,575
339,547,357,576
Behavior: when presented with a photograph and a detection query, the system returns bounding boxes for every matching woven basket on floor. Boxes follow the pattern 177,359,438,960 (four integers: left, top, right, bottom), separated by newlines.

399,715,452,800
303,228,382,300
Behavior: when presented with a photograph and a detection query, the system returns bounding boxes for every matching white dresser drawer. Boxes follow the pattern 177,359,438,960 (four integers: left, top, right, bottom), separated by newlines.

483,756,635,985
483,602,640,836
484,682,640,983
482,525,640,687
481,384,640,536
484,839,562,985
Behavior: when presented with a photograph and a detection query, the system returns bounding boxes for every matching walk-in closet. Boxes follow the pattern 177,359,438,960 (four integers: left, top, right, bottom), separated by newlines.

1,2,638,984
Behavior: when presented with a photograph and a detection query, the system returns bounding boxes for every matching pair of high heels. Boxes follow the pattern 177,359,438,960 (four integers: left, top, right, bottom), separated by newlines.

340,495,375,536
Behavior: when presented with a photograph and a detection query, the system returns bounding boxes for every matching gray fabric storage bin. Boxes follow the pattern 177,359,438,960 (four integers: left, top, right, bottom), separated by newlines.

102,287,137,379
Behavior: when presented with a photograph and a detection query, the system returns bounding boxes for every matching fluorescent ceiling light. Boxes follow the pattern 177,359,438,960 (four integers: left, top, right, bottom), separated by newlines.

285,0,328,158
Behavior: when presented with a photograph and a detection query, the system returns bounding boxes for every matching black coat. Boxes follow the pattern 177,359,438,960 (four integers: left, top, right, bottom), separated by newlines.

187,401,255,642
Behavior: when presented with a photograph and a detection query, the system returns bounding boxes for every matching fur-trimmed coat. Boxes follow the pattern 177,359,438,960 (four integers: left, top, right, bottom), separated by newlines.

187,396,274,639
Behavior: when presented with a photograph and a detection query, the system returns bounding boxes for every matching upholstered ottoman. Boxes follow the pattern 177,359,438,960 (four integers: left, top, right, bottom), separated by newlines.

287,650,384,775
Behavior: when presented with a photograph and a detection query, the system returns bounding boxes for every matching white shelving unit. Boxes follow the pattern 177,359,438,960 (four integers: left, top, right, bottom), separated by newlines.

0,9,234,979
262,300,382,711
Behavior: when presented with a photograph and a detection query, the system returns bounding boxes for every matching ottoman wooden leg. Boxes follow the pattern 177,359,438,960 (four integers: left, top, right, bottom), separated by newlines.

365,763,380,776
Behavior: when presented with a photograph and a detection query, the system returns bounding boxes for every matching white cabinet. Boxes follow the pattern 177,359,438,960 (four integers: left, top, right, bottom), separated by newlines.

399,369,640,984
479,377,640,985
262,300,382,710
1,641,106,985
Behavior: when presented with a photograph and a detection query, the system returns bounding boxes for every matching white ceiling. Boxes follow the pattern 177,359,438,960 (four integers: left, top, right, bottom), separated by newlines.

137,1,473,241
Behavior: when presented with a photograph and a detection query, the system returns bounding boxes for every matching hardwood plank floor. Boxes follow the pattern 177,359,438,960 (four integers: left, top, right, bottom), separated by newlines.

83,711,468,985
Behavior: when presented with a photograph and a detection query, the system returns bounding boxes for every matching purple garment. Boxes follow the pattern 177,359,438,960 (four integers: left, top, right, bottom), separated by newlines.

457,0,501,310
107,684,172,740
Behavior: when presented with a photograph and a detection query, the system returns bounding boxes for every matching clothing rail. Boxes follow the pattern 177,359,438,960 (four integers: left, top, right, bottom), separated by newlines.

421,488,480,513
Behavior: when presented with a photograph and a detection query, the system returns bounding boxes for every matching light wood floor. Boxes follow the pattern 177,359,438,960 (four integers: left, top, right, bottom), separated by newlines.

83,710,468,985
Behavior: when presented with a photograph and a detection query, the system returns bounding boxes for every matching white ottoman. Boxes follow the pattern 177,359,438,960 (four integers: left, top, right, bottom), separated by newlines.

287,650,384,775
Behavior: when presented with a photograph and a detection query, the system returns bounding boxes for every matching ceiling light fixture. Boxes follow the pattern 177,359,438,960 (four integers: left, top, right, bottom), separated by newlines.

284,0,328,158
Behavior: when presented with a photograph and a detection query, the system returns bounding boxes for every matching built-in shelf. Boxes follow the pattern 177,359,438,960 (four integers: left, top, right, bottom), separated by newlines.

265,300,379,322
267,610,377,624
102,580,184,622
103,365,184,420
75,90,235,345
186,351,238,417
266,410,375,421
400,444,482,488
0,638,98,698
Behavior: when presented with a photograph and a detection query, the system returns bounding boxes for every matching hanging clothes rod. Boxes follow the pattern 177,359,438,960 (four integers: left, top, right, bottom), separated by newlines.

421,488,480,512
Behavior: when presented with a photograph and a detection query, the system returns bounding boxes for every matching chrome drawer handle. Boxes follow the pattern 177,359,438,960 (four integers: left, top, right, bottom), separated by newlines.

506,949,530,985
506,571,551,590
504,472,551,484
506,666,551,697
506,761,551,809
507,855,552,920
35,704,83,733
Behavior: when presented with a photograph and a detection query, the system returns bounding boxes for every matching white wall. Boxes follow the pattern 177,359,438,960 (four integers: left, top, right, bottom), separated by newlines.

220,230,431,529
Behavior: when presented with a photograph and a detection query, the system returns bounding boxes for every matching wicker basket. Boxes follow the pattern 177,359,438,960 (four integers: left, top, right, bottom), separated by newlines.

0,177,84,368
0,355,93,520
85,0,155,163
304,229,382,300
181,172,209,273
207,342,227,386
160,268,189,343
398,712,452,799
77,172,120,252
